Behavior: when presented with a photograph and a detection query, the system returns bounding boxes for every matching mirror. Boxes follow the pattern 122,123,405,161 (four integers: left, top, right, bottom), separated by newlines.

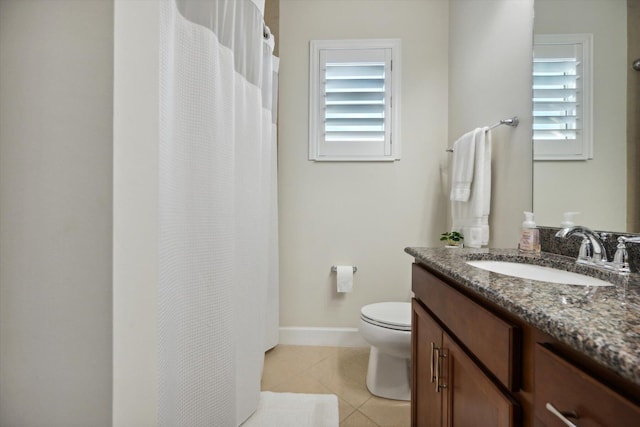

533,0,639,232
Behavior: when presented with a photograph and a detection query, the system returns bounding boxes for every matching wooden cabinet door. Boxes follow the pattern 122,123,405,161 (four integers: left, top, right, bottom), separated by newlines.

412,300,443,427
442,333,519,427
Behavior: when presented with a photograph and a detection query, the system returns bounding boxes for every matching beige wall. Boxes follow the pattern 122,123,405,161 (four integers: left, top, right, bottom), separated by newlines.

449,0,534,248
113,0,160,425
279,0,534,330
279,0,450,328
534,0,627,230
0,1,113,426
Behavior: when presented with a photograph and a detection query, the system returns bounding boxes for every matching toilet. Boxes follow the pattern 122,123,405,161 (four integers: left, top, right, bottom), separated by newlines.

359,302,412,401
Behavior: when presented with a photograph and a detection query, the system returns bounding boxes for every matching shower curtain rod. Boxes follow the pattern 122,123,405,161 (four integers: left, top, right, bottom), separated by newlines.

445,116,519,152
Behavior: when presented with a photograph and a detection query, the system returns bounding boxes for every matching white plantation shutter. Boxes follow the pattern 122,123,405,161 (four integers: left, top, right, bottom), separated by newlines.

323,51,389,147
309,39,401,161
533,34,592,160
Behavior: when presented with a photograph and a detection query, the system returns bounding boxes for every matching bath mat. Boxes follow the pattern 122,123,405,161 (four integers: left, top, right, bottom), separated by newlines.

241,391,339,427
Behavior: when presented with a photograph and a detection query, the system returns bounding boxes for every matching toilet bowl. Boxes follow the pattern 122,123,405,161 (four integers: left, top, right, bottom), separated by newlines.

359,302,412,401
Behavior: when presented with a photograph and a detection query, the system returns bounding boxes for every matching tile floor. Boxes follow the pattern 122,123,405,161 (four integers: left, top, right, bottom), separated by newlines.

261,345,411,427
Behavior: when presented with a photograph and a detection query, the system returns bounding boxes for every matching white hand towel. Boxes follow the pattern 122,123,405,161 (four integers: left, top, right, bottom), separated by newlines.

474,127,491,246
449,129,478,202
451,127,492,247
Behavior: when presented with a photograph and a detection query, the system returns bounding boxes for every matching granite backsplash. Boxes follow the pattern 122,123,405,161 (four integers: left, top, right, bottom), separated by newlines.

539,226,640,273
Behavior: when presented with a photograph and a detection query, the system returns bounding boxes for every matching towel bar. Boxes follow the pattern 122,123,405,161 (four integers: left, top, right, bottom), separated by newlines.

446,116,519,152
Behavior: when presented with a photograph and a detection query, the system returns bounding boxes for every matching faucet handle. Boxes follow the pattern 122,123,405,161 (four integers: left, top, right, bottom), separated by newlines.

577,238,593,264
619,235,640,245
613,236,631,273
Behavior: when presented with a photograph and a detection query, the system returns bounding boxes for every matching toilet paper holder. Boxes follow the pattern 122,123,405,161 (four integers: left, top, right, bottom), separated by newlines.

331,266,357,273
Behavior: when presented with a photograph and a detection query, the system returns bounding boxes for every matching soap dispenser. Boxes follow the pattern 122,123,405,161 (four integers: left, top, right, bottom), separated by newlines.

561,211,580,228
518,211,540,253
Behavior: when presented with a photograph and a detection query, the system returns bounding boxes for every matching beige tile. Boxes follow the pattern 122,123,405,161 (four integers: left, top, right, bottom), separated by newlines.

307,347,373,408
261,345,334,389
268,371,334,395
330,346,370,383
340,410,380,427
260,345,400,425
337,396,357,423
359,395,411,427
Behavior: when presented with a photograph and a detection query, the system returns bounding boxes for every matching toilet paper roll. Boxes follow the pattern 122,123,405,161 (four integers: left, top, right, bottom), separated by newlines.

336,265,353,293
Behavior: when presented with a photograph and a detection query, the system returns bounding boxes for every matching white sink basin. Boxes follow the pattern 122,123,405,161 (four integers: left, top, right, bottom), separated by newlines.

465,260,613,287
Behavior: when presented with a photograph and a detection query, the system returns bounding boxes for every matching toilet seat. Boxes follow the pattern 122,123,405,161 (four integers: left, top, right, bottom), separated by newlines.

360,302,411,332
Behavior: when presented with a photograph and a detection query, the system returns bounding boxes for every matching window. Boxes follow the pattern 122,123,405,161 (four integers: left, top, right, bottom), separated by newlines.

309,39,401,161
533,34,592,160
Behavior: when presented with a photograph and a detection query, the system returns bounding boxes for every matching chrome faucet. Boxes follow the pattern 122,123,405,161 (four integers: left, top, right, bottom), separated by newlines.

555,226,609,265
557,226,640,274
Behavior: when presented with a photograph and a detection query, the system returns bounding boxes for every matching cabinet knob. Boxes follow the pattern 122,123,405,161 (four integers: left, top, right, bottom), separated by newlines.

546,402,579,427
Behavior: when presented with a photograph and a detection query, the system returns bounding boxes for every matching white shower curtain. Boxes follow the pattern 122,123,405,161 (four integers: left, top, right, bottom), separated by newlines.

159,0,279,425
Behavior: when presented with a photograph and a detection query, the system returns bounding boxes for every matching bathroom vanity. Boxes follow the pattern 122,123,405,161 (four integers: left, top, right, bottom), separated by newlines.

407,247,640,427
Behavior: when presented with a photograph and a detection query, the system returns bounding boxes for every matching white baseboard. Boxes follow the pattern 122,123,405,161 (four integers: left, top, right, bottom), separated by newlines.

278,326,368,348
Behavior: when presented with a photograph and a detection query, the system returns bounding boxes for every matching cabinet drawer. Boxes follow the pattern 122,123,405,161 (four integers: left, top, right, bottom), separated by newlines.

412,263,520,391
534,344,640,427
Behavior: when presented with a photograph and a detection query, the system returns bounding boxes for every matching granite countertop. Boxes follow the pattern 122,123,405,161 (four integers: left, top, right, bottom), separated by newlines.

405,247,640,387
